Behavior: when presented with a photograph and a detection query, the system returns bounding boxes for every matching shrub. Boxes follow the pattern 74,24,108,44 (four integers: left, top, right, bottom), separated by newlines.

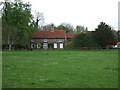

72,32,100,49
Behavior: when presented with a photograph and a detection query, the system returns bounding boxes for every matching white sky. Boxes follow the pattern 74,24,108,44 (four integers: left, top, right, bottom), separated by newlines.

2,0,120,30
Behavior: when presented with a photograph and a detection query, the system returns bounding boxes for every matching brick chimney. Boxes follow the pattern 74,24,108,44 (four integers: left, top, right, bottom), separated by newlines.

51,24,54,30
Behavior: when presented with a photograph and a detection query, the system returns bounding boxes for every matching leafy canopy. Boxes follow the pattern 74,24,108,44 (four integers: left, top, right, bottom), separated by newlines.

2,0,35,47
94,22,117,47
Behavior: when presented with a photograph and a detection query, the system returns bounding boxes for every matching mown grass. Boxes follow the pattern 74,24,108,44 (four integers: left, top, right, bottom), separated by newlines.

2,50,119,88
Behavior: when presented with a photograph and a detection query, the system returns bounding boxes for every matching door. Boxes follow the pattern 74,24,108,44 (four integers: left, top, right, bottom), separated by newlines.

43,43,48,49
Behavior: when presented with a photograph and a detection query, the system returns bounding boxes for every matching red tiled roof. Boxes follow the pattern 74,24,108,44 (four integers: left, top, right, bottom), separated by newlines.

32,30,75,39
66,33,75,38
116,42,120,45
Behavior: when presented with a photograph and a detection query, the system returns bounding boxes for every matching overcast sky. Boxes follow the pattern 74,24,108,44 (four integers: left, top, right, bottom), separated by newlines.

4,0,120,30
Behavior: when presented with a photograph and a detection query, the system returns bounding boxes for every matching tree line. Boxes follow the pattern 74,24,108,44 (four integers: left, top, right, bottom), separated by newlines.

66,22,118,49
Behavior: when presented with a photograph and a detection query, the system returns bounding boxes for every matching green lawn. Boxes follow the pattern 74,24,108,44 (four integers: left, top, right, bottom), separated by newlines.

2,50,119,88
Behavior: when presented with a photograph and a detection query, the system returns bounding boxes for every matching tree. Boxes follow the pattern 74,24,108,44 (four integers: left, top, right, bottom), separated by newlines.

2,24,18,50
65,40,73,49
2,1,18,50
2,0,35,49
75,25,85,33
118,30,120,42
34,11,44,29
56,23,74,33
94,22,117,48
72,32,99,48
42,24,52,30
41,23,74,33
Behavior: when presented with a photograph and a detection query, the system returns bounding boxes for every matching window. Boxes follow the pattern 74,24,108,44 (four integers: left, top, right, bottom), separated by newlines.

54,43,57,48
31,43,34,48
37,43,41,49
60,43,63,48
43,39,47,42
31,39,34,43
115,45,117,47
118,45,120,47
58,39,62,42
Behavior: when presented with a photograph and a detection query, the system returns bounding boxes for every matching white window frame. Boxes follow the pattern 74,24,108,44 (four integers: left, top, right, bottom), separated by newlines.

43,39,47,42
54,43,57,48
31,39,34,42
60,43,63,49
31,43,34,48
37,43,41,49
58,39,62,43
115,45,118,48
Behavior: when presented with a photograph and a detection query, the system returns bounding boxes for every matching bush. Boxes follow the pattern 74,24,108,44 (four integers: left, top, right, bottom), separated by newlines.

65,40,73,49
72,32,100,49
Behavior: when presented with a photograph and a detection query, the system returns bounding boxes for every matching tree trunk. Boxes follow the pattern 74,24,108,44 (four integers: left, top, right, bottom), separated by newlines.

9,44,12,51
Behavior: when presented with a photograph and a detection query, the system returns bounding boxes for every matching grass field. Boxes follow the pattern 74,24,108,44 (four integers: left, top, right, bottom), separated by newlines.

2,50,119,88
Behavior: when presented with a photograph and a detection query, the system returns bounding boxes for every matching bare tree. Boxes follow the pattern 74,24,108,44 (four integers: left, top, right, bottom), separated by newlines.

34,11,44,29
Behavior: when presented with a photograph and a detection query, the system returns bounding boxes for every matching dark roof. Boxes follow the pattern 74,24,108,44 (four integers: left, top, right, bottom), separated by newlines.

32,30,75,39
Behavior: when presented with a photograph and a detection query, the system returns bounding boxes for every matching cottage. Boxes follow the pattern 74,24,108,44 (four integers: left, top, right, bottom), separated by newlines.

31,28,75,49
